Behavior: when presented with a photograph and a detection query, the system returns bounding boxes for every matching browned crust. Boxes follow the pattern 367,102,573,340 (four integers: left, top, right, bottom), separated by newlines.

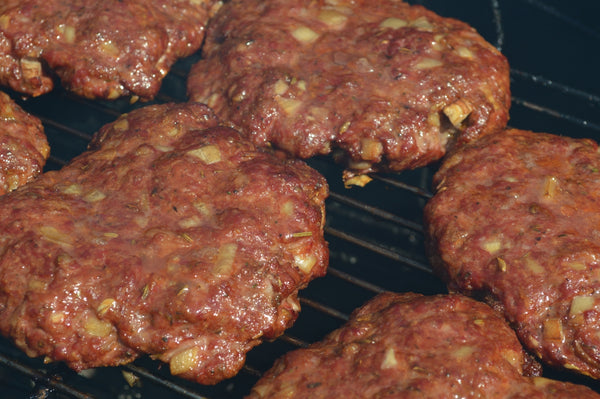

0,102,329,384
247,292,600,398
0,91,48,194
188,0,510,183
0,0,222,99
425,128,600,379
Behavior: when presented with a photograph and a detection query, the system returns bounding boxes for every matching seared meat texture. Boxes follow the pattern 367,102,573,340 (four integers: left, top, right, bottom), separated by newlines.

0,103,328,384
247,292,600,398
188,0,510,184
425,129,600,379
0,91,48,194
0,0,221,100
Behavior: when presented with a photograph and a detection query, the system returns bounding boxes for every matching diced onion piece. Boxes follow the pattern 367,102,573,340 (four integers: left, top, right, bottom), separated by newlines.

482,238,502,254
427,112,440,128
281,201,294,216
0,15,9,30
443,99,474,128
204,93,220,108
28,279,47,291
187,145,222,164
213,243,237,276
0,101,15,120
496,257,507,272
99,40,120,57
339,121,351,134
344,174,372,188
193,201,212,216
97,298,116,316
170,347,199,375
381,347,398,369
473,319,485,327
179,216,202,229
543,176,558,199
276,97,303,115
379,17,408,29
532,377,553,388
84,316,113,337
457,46,474,59
38,226,73,246
360,138,383,161
121,370,140,387
452,345,475,359
414,58,443,69
231,88,246,102
84,189,106,202
291,26,320,43
295,79,307,91
273,79,289,96
134,216,149,228
501,349,521,369
167,126,181,137
568,262,587,271
113,118,129,131
154,145,174,153
61,184,83,195
318,10,348,27
106,87,122,100
20,58,43,80
251,384,270,398
524,257,545,275
6,175,18,191
135,145,154,157
543,318,564,341
410,16,434,31
294,254,317,274
50,311,65,324
570,295,596,316
58,24,76,43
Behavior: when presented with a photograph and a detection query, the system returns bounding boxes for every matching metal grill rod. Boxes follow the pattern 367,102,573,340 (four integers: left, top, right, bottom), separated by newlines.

0,354,94,399
520,0,600,39
512,96,600,132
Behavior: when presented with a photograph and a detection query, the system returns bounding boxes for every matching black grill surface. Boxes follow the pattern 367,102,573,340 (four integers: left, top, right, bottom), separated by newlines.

1,0,600,397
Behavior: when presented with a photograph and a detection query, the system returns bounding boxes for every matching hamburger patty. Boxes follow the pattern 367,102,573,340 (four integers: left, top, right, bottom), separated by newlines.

0,103,329,384
247,292,600,398
0,0,221,100
425,129,600,379
0,91,49,195
187,0,510,184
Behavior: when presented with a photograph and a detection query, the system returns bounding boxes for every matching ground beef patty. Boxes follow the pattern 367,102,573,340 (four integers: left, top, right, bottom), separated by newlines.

0,102,328,384
247,292,600,398
187,0,510,185
0,91,49,195
425,129,600,379
0,0,221,100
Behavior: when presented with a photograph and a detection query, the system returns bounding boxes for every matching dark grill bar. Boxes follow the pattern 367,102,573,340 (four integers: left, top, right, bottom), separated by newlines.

1,0,599,397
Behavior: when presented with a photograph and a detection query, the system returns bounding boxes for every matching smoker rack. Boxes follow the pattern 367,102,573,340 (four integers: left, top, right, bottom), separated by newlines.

1,0,600,397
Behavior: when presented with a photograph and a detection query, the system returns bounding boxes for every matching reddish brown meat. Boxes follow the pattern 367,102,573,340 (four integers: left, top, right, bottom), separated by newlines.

247,292,600,398
0,103,328,384
0,0,221,100
187,0,510,185
425,129,600,379
0,91,48,194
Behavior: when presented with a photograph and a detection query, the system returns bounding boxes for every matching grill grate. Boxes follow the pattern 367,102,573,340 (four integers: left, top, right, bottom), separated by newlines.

2,0,600,397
